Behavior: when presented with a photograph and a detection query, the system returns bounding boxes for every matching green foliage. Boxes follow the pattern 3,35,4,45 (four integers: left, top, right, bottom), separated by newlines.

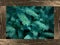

6,6,54,39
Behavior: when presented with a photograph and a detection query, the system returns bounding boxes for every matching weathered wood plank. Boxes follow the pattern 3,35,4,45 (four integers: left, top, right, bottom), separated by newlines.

54,7,60,39
0,1,60,6
58,7,60,39
0,6,6,39
0,39,60,45
5,1,60,6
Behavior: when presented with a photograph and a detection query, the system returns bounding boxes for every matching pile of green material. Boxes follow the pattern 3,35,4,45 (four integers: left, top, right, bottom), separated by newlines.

6,6,54,39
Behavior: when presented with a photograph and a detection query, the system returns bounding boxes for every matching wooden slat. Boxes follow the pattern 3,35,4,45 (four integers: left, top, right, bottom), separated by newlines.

5,0,60,2
0,1,59,6
58,8,60,39
54,7,60,39
0,14,2,38
0,6,6,39
5,1,60,6
0,39,60,45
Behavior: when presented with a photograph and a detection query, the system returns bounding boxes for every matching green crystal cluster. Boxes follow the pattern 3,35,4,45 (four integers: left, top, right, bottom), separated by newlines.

6,6,54,39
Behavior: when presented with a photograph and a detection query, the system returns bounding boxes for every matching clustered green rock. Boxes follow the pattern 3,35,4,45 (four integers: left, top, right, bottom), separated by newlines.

6,6,54,39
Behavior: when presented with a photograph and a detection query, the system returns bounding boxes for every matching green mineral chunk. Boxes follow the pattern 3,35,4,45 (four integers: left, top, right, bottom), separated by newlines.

39,37,47,39
32,31,38,37
24,34,32,39
6,25,16,38
42,32,54,38
25,8,39,19
10,16,15,22
18,30,24,39
33,21,49,31
17,13,30,25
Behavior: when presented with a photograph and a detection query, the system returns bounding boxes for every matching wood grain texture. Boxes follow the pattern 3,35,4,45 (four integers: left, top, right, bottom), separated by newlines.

5,1,60,6
5,0,60,2
58,7,60,39
0,15,2,34
0,39,60,45
54,7,60,39
0,1,60,6
0,6,6,39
